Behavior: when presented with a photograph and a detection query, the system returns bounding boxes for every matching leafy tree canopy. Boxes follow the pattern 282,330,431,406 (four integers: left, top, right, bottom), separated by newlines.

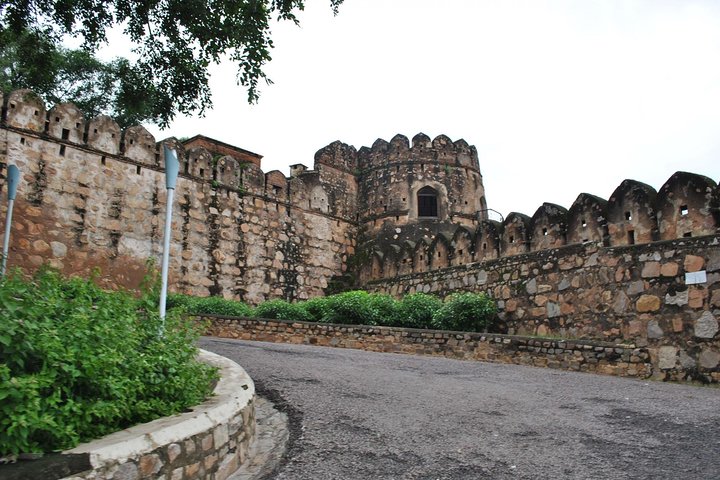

0,0,344,127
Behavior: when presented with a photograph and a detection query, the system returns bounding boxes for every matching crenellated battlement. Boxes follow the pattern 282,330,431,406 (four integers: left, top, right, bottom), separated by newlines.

352,132,480,172
360,171,719,282
0,90,362,215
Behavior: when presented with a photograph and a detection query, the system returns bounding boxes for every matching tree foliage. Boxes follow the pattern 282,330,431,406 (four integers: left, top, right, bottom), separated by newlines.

0,0,344,127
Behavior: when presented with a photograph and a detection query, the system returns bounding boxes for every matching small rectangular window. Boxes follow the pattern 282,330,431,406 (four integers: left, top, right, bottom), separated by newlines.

625,211,632,221
61,128,70,140
680,205,689,216
59,145,66,156
581,219,587,227
136,165,142,175
542,228,548,236
627,230,635,245
683,232,692,237
199,168,204,177
482,243,487,250
509,235,515,244
101,156,106,165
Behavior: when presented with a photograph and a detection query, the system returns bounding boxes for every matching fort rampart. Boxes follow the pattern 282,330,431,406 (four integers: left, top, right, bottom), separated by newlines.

0,90,357,304
1,88,718,381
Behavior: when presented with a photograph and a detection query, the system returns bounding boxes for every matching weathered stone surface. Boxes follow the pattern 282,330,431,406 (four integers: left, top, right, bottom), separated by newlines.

665,290,689,306
688,288,706,309
526,278,537,295
678,350,696,369
138,454,162,477
627,280,645,296
658,346,678,370
641,262,660,278
50,241,68,258
112,462,139,480
684,255,705,273
660,262,679,277
636,295,661,313
167,443,182,464
694,311,718,338
613,291,630,314
698,350,720,369
647,320,664,339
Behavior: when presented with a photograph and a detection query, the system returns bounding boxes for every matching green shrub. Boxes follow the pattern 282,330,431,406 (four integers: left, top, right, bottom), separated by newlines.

253,299,311,322
432,292,497,332
365,293,401,326
322,290,380,325
175,294,252,317
318,291,400,326
301,297,330,322
166,293,196,310
0,268,217,456
397,293,443,329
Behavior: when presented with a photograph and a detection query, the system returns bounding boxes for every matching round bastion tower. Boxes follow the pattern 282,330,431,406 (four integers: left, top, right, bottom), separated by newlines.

356,133,488,244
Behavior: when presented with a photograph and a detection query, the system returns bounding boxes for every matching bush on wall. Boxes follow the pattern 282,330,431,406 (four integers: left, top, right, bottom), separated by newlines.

397,292,444,329
432,292,497,332
0,268,217,456
177,289,497,333
253,299,311,322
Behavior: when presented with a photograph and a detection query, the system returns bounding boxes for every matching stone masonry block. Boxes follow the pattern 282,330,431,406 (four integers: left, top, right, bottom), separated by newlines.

694,311,718,339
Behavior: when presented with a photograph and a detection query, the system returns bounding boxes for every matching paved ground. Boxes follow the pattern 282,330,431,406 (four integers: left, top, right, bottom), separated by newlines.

201,338,720,480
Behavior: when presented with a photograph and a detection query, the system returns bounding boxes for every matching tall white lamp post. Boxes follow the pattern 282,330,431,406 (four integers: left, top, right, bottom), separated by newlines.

159,146,180,324
1,165,20,277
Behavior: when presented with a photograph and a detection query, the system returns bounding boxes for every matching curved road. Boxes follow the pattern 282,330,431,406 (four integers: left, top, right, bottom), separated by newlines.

200,338,720,480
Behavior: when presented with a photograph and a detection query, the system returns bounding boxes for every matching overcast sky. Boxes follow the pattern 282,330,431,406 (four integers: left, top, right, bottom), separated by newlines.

139,0,720,219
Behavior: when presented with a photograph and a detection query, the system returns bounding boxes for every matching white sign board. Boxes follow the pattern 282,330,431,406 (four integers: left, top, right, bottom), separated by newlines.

685,270,707,285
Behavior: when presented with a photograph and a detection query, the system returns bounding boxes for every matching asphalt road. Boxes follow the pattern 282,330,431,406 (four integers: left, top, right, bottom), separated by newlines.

200,337,720,480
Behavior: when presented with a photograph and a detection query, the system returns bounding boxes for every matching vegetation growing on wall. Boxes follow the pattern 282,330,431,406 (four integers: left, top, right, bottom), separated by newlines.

171,290,498,333
0,268,217,456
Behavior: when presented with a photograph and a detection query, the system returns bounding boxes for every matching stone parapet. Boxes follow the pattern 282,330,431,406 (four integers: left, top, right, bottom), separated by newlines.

58,350,256,480
204,317,654,380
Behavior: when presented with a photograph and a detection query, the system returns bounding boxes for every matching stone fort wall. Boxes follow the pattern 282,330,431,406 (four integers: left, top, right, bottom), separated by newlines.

1,88,719,380
0,90,358,304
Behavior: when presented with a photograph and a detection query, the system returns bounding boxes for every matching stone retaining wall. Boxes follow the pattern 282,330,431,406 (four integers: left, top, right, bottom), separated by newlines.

60,350,256,480
366,235,720,383
204,317,654,380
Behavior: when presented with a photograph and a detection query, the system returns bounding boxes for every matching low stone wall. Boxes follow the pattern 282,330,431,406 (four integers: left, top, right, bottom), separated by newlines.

204,317,654,379
60,350,256,480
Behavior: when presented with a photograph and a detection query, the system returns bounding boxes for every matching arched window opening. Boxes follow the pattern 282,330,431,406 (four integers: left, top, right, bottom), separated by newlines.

418,186,438,218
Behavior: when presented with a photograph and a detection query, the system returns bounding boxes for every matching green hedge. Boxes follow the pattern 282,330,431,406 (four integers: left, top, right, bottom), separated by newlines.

0,268,217,456
175,290,497,332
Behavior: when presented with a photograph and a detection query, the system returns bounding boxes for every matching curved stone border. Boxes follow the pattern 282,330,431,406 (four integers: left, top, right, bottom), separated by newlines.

61,349,256,480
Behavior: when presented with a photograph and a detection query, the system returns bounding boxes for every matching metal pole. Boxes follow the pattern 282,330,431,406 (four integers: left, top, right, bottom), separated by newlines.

159,188,175,320
159,147,180,326
1,165,20,277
